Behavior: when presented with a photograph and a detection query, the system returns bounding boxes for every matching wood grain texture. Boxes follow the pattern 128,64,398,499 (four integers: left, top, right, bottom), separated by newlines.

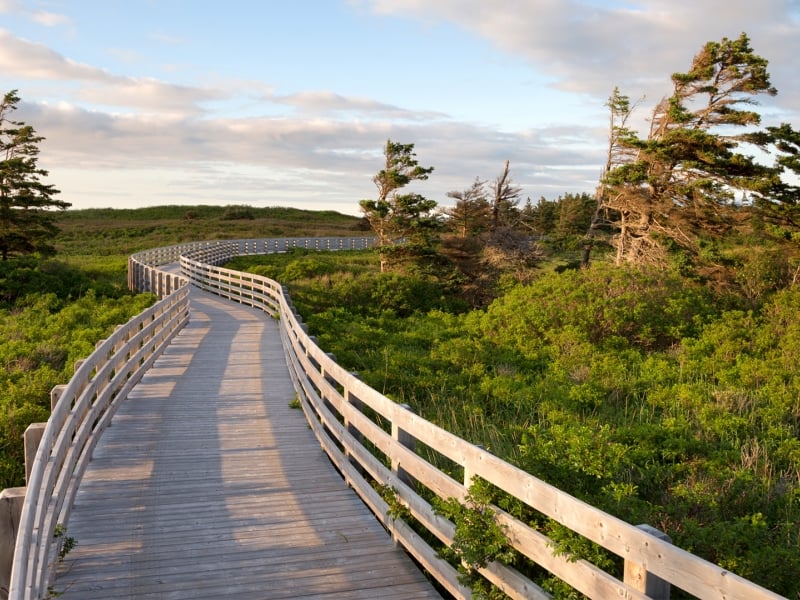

54,286,439,600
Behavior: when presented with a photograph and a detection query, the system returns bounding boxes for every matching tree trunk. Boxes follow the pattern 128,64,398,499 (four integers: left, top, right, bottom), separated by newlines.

615,211,628,266
580,188,605,268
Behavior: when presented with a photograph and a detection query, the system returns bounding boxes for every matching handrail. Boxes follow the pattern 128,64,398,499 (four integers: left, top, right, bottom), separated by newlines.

7,236,786,599
6,237,372,599
8,281,190,599
176,241,787,600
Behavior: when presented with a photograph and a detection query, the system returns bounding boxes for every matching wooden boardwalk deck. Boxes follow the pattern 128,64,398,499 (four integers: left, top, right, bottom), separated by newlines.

54,286,440,599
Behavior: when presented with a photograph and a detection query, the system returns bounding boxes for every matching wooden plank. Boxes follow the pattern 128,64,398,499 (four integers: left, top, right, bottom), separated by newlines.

53,286,439,600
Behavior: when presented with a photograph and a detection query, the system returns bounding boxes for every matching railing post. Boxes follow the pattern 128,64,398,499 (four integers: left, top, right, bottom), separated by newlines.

343,379,365,476
391,404,415,488
24,423,47,484
320,354,338,422
463,444,487,496
390,404,416,547
0,487,26,597
51,384,67,412
624,524,672,600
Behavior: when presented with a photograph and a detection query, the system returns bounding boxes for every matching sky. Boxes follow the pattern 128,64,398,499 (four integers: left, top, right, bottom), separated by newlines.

1,0,799,216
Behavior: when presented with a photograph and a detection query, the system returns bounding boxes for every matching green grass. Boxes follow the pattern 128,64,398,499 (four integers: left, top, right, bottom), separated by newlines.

54,204,368,258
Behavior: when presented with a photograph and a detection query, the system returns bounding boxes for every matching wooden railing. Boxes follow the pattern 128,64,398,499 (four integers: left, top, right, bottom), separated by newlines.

175,239,786,600
7,279,190,599
6,237,786,600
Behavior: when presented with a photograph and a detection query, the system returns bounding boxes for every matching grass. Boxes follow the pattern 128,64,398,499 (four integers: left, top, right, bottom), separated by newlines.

54,204,368,258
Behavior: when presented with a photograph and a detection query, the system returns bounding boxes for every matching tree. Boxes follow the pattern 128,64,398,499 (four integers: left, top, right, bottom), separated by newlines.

0,90,68,260
581,88,640,267
443,177,490,238
520,196,558,235
601,34,781,268
743,123,800,230
489,160,522,231
483,160,542,279
554,192,596,241
746,122,800,285
359,140,437,272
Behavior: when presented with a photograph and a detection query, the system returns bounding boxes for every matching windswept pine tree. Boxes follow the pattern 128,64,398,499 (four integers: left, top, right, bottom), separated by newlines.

359,140,438,272
0,90,69,260
597,34,783,268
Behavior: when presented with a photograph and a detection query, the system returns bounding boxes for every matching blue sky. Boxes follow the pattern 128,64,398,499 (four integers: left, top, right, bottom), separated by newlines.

2,0,799,215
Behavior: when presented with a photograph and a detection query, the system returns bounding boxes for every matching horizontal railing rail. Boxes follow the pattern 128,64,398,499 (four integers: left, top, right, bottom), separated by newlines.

176,240,786,600
8,281,190,599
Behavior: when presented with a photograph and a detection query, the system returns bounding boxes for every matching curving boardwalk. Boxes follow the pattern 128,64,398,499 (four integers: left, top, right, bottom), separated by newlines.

53,285,440,599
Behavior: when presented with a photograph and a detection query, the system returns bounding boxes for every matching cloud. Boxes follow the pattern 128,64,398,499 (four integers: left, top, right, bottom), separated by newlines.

0,0,71,26
267,90,448,120
148,30,186,45
1,30,227,115
11,1,796,214
22,96,606,214
76,79,227,114
353,0,800,117
0,29,111,81
30,9,71,27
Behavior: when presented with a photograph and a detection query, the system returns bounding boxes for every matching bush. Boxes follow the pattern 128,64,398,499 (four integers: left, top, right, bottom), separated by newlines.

479,262,716,352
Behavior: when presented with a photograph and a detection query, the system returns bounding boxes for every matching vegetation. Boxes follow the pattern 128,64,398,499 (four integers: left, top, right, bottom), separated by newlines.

1,90,70,260
0,271,154,486
54,204,366,258
232,238,799,597
434,479,516,594
0,205,363,489
359,140,439,272
222,38,800,598
592,34,799,280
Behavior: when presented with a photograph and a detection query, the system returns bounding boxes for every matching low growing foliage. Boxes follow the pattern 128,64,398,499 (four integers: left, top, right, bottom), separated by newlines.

0,257,154,487
434,479,516,597
236,250,800,598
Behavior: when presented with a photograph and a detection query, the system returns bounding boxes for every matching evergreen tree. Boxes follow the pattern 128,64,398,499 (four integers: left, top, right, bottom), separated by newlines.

746,122,800,285
555,192,595,240
1,90,69,260
443,177,490,238
359,140,437,272
581,88,639,267
745,123,800,228
602,34,781,267
522,196,558,235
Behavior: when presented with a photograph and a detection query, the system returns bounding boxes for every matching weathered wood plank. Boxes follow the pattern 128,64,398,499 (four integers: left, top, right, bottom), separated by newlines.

54,287,439,600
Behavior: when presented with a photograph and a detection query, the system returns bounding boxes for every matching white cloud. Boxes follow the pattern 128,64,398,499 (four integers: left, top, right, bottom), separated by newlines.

76,78,227,114
354,0,800,118
148,30,186,46
21,96,605,214
268,90,448,120
1,30,228,115
0,28,111,81
0,0,71,26
30,9,71,27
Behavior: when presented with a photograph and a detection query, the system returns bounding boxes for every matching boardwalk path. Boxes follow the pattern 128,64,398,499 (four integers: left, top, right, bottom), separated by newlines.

54,286,440,599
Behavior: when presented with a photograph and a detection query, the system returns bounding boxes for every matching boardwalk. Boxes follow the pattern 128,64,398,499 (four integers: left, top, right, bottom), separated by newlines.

54,286,440,599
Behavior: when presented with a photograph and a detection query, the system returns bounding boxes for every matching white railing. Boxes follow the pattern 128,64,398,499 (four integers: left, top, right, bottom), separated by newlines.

176,241,786,600
7,236,786,599
5,237,373,599
7,283,190,599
